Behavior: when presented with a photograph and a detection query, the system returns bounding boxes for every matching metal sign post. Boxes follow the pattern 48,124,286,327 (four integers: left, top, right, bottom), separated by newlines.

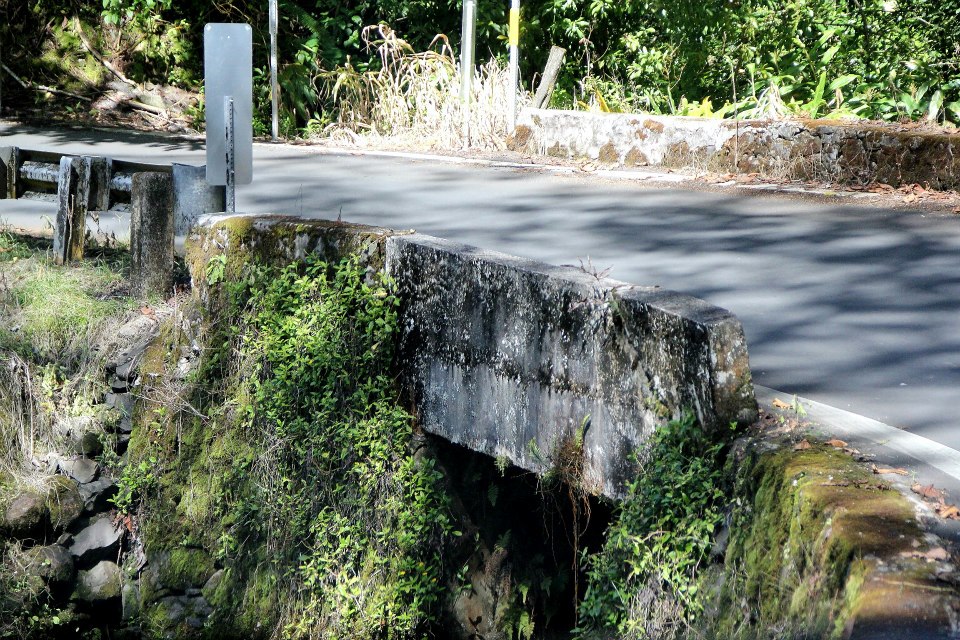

269,0,279,141
507,0,520,131
224,96,236,212
460,0,477,102
204,23,253,210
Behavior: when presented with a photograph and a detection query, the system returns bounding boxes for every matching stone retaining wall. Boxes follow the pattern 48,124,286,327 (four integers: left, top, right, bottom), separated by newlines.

509,108,960,188
191,215,758,499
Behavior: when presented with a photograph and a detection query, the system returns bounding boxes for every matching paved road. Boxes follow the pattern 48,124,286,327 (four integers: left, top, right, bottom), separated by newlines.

2,121,960,452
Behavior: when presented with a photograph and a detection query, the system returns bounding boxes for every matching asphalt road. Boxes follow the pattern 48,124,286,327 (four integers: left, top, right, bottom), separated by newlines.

2,121,960,453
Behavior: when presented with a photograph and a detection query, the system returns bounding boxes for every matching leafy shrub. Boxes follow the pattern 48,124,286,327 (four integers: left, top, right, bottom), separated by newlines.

576,413,732,639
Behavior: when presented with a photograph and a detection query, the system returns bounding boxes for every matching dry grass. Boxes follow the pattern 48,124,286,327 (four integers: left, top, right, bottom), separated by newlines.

0,232,133,489
317,24,527,151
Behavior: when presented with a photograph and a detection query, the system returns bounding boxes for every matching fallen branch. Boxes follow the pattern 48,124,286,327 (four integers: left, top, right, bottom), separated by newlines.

128,99,166,116
72,17,137,88
1,63,92,102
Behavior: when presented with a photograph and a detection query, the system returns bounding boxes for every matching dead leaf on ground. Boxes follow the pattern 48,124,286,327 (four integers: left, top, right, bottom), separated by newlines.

872,464,909,476
141,306,155,316
904,194,917,203
912,482,947,502
772,398,792,410
794,439,812,451
826,439,848,448
901,546,951,561
937,505,960,520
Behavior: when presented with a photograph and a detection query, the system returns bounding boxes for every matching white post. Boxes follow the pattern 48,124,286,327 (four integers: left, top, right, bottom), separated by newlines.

460,0,477,102
507,0,520,131
269,0,279,141
224,96,236,213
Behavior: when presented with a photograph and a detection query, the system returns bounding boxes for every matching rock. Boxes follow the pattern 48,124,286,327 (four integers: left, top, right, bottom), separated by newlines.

69,515,123,566
152,548,216,593
57,533,73,546
106,324,157,385
24,543,76,585
121,574,141,621
45,475,84,531
105,392,135,433
153,594,213,630
78,477,118,512
59,458,99,484
4,490,48,538
72,431,104,457
58,416,103,457
74,560,122,604
201,568,224,601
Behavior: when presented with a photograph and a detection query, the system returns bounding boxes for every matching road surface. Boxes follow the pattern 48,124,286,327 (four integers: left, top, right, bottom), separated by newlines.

2,121,959,454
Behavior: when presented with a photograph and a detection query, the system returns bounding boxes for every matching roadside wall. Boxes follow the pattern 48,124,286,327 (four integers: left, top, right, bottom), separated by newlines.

509,109,960,189
189,215,758,499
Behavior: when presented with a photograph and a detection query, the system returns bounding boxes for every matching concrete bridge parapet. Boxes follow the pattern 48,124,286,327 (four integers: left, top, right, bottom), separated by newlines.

190,215,758,499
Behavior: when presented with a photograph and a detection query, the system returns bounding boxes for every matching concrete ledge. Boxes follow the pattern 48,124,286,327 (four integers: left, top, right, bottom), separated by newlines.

386,234,756,498
511,108,960,188
188,215,757,499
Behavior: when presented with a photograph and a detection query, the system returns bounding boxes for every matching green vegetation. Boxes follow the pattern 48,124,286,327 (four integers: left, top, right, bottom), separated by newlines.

128,252,453,638
576,413,732,639
0,235,132,639
3,0,958,139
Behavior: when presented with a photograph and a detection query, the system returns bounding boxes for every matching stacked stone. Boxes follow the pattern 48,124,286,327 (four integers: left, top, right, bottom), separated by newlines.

0,313,157,630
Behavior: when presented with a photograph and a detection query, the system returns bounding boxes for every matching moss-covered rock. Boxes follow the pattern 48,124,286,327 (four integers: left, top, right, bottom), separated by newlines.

45,474,84,532
701,439,955,639
3,491,48,539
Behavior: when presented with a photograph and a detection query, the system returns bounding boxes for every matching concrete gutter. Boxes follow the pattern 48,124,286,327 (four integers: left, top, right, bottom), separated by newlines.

756,384,960,543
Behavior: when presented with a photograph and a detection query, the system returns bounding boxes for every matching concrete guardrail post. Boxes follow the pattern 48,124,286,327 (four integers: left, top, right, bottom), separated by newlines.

130,172,174,299
86,156,112,212
0,146,18,199
53,156,90,264
173,163,226,235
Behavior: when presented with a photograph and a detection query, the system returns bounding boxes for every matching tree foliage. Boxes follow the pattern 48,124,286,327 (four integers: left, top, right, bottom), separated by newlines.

3,0,958,128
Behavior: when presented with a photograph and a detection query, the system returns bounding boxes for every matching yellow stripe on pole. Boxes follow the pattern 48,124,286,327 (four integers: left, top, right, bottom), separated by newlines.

509,7,520,47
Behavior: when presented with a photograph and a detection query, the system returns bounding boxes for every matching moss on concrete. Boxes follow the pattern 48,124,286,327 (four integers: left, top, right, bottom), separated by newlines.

699,439,948,639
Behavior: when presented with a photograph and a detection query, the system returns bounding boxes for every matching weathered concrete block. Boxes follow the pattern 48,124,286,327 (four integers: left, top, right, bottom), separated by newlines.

131,172,175,299
0,146,16,199
173,163,226,236
514,108,960,188
86,156,112,212
53,156,89,264
386,234,757,498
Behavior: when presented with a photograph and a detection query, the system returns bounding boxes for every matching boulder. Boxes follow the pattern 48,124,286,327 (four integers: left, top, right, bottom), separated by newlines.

69,515,123,566
59,458,99,485
152,594,213,631
74,560,122,604
78,477,118,513
45,475,84,531
4,490,48,538
24,543,76,585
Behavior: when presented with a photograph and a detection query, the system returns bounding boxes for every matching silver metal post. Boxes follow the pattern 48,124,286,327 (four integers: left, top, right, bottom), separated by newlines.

269,0,279,141
224,95,236,213
507,0,520,131
460,0,477,102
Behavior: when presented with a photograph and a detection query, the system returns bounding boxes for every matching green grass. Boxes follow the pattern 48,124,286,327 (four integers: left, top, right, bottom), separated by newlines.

0,231,135,488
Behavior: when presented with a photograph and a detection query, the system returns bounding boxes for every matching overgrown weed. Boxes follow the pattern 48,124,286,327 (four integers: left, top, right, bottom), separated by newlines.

576,413,733,639
318,24,526,150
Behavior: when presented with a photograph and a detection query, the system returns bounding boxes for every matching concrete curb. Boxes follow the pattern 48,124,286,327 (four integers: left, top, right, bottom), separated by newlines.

756,384,960,542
